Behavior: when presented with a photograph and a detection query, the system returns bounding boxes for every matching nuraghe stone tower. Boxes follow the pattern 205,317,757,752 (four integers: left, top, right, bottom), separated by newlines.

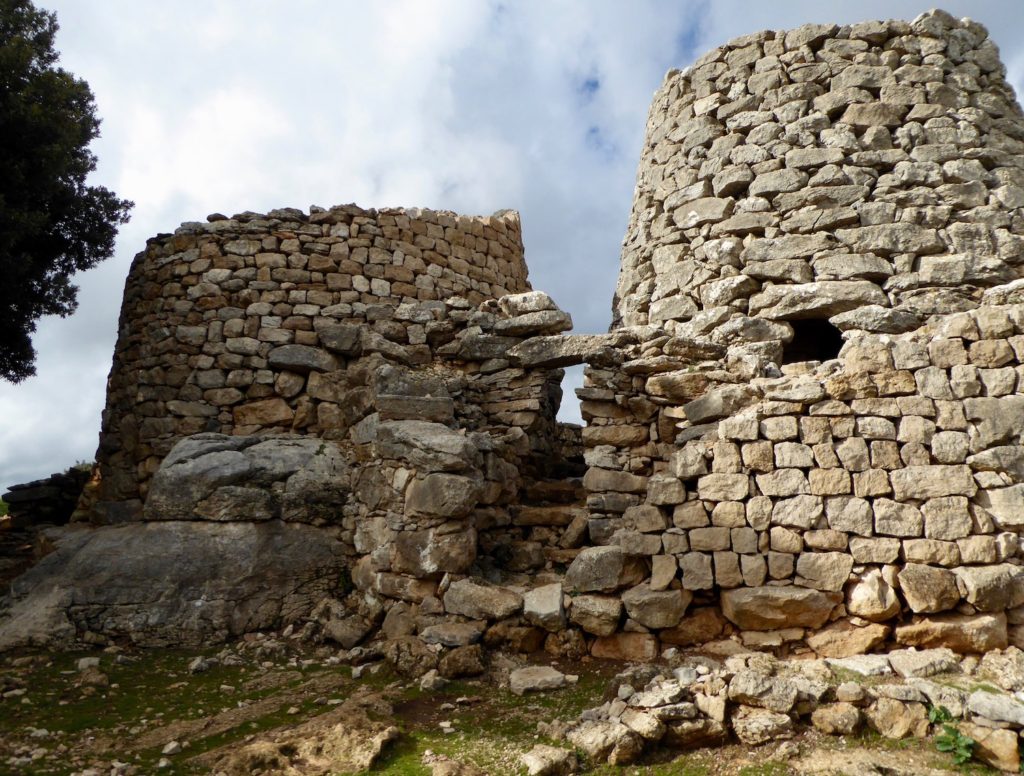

6,11,1024,670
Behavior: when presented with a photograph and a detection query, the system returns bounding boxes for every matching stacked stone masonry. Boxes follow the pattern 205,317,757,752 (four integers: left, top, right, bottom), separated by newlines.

94,204,538,512
577,9,1024,659
8,10,1024,663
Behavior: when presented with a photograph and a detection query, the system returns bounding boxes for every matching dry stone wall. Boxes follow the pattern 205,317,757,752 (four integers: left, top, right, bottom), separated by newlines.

29,203,587,647
12,10,1024,664
573,9,1024,659
92,204,534,516
615,9,1024,332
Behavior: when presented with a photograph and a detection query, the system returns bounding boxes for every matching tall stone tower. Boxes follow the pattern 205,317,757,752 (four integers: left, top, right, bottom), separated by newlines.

613,9,1024,352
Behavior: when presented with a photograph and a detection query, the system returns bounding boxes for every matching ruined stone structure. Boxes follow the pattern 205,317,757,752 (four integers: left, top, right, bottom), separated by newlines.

5,11,1024,668
575,8,1024,657
91,204,547,515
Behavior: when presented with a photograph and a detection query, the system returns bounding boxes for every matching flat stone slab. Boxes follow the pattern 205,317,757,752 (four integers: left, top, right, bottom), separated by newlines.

825,655,893,677
510,666,567,696
887,648,960,678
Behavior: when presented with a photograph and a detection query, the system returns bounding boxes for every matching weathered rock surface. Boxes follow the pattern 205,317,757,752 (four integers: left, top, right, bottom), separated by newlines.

721,586,840,630
509,666,567,696
0,522,347,649
443,579,523,621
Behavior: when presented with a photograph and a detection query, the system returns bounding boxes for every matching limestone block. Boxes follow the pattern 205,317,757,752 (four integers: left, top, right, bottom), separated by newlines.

650,555,677,590
897,564,960,613
622,583,692,629
958,723,1020,773
742,441,774,472
849,537,901,564
847,569,901,622
767,551,795,579
730,706,793,745
796,552,854,592
770,526,803,554
953,564,1024,612
771,494,823,529
895,613,1008,653
852,469,891,498
0,521,350,649
680,552,715,590
874,499,923,537
741,554,768,586
233,398,294,426
749,281,888,319
713,551,743,587
569,595,622,636
976,484,1024,529
864,697,929,739
498,290,559,316
523,583,565,632
565,546,647,594
809,468,851,495
697,473,750,501
903,539,960,567
444,579,523,620
757,469,810,497
405,473,482,518
267,344,339,373
826,496,873,536
684,385,758,424
889,465,977,500
590,632,659,662
583,467,648,494
616,530,663,556
774,442,816,468
836,222,942,255
672,197,734,228
689,526,731,551
720,586,840,630
673,501,709,529
375,420,481,473
391,527,476,575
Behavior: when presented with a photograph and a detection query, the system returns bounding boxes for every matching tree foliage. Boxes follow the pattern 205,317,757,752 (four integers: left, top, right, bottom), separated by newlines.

0,0,132,382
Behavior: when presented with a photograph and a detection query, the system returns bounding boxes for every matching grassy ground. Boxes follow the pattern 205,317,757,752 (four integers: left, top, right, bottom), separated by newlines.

0,643,1003,775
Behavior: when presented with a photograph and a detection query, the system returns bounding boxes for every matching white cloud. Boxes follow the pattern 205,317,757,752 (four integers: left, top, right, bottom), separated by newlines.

2,1,1023,491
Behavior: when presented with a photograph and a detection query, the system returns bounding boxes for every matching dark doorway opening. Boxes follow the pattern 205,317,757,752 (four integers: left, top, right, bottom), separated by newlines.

781,318,844,364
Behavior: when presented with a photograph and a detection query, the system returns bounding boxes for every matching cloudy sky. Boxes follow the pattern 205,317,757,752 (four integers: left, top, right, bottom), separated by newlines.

1,0,1023,495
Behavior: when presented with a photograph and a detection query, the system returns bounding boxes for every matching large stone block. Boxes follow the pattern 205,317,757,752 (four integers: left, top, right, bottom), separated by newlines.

443,578,523,620
404,473,482,518
897,564,960,613
720,586,841,630
953,565,1024,612
621,584,692,629
749,281,887,319
564,546,646,593
391,527,476,576
895,613,1008,653
591,632,659,662
889,466,977,500
375,420,482,473
0,521,348,649
569,594,622,636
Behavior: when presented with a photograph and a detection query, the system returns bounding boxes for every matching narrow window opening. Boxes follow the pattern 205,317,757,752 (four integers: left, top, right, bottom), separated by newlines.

781,318,844,365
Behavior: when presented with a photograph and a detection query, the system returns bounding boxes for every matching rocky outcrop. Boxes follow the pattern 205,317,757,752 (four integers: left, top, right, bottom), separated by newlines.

0,521,348,649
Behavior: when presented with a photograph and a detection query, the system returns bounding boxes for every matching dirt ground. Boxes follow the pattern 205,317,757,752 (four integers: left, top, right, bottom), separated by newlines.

0,638,1004,776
